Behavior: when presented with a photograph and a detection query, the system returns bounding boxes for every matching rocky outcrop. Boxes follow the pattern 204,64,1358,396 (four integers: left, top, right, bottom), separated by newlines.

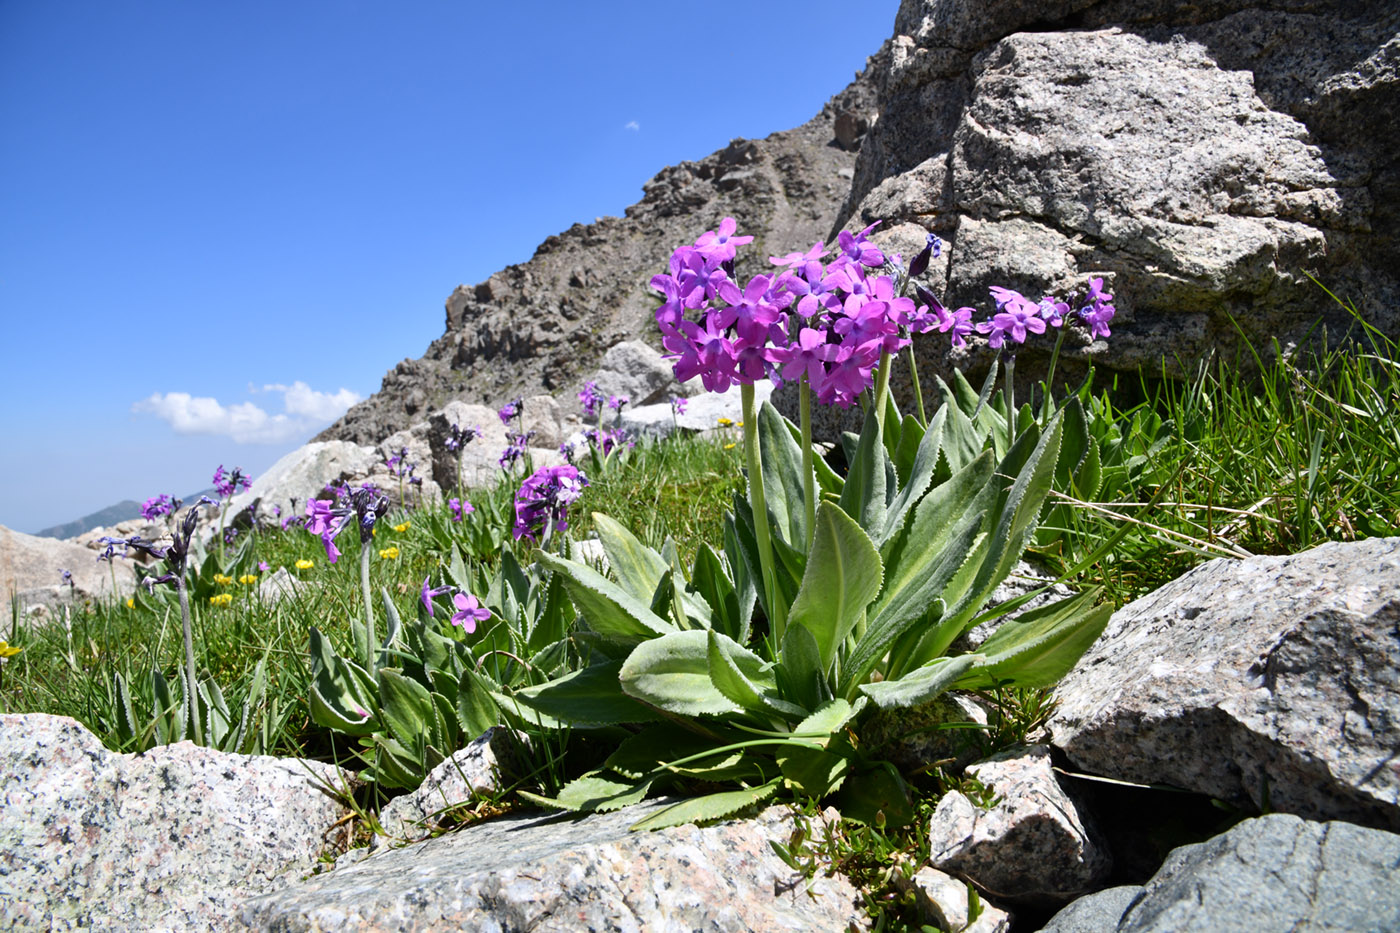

316,70,878,446
1047,536,1400,832
0,523,136,615
845,0,1400,397
0,714,348,932
244,802,864,931
1040,814,1400,932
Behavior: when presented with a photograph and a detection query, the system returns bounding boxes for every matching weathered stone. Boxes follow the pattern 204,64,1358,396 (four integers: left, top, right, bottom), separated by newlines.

584,340,689,410
71,517,161,551
1048,537,1400,831
220,440,380,529
242,802,864,931
928,744,1111,905
1040,885,1143,933
965,901,1013,933
0,523,136,615
257,566,308,605
374,727,513,842
362,425,438,506
0,714,348,932
898,865,972,931
1091,814,1400,932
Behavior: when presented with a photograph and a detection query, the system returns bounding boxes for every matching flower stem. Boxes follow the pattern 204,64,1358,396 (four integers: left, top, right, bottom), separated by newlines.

176,573,201,746
742,383,784,641
873,349,893,433
800,375,816,550
1005,354,1018,450
359,542,376,673
906,341,927,426
1041,326,1068,425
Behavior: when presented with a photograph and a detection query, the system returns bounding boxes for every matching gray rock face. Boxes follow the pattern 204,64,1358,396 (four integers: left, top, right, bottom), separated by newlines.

243,802,863,932
1048,537,1400,831
1066,814,1400,933
0,714,348,932
843,0,1400,403
373,727,513,843
928,744,1111,905
315,67,877,447
222,440,380,526
0,523,136,615
583,340,690,411
1039,885,1143,933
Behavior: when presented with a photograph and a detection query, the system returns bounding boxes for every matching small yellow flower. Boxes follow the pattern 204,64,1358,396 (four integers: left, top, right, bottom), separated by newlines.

295,559,315,571
737,421,744,427
212,573,234,586
393,522,410,533
209,593,233,608
238,574,258,585
378,546,400,560
0,640,22,659
724,443,736,450
126,597,135,609
716,417,733,427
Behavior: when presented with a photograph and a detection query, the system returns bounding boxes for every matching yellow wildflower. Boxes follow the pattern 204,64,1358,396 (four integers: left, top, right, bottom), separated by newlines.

393,522,410,533
0,640,22,659
126,597,135,609
724,443,736,450
295,559,314,571
209,593,233,608
716,417,733,427
379,546,400,560
238,574,258,585
212,573,234,586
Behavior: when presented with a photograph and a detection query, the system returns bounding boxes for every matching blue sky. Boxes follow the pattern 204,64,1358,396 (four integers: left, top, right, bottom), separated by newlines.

0,1,896,534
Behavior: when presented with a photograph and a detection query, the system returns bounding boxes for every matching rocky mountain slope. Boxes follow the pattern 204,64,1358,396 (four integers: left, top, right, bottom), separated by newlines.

317,59,881,446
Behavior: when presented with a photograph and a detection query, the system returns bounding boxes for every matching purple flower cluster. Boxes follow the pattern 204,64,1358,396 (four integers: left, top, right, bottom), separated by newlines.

653,218,932,408
578,382,602,419
212,465,250,500
512,464,588,543
670,396,687,416
499,430,535,470
498,398,523,426
140,494,180,522
384,447,417,479
444,422,480,452
971,277,1116,350
419,579,490,632
304,486,389,564
585,427,633,457
99,497,217,587
448,497,474,522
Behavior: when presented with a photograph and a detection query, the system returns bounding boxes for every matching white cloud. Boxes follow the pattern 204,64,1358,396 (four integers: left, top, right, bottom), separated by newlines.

133,381,362,444
624,120,640,131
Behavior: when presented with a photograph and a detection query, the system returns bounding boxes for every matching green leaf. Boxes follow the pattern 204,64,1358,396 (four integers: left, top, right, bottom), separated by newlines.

891,414,927,489
593,513,670,602
619,630,740,717
839,762,915,827
514,660,663,725
690,543,743,642
837,406,888,534
786,503,883,676
859,655,978,709
778,621,827,713
455,668,500,738
879,405,949,547
376,668,436,751
706,630,807,720
758,401,811,547
535,551,674,650
307,627,380,735
522,772,654,813
778,743,850,797
784,415,845,496
954,590,1112,690
628,781,779,831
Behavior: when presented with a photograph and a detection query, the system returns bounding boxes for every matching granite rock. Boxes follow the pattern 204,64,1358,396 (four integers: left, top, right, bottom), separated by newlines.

373,727,514,843
1040,885,1143,933
0,523,136,616
928,744,1111,905
243,802,864,931
0,714,349,932
1048,536,1400,831
220,440,380,529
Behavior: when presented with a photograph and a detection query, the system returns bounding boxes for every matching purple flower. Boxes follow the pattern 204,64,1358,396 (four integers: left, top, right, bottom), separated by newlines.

1078,277,1115,340
513,464,588,543
303,487,387,564
59,568,73,585
213,465,250,500
770,327,839,393
977,288,1045,349
497,398,523,425
669,317,738,394
1038,297,1071,327
670,396,688,416
833,222,884,270
445,423,480,452
449,592,491,633
498,432,533,470
608,394,629,412
140,494,179,522
448,497,474,522
578,381,603,418
693,217,753,264
421,577,454,617
817,341,881,408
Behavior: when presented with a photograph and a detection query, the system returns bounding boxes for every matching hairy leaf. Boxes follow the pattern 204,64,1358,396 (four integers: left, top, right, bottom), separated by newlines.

786,503,883,676
629,781,779,831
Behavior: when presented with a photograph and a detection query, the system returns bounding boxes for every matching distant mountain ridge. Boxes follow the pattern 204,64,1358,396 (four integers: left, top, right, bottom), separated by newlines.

34,488,218,539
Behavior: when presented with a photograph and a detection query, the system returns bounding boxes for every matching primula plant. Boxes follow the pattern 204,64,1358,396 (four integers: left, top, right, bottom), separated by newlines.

516,218,1113,830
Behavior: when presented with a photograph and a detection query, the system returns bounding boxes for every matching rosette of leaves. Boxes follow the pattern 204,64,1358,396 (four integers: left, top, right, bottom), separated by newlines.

109,655,280,754
306,546,579,788
517,393,1110,830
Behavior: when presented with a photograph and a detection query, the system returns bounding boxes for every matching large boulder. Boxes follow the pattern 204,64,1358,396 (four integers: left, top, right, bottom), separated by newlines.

222,439,379,524
0,714,349,932
841,0,1399,401
1048,536,1400,831
1041,814,1400,932
0,524,135,615
243,802,864,931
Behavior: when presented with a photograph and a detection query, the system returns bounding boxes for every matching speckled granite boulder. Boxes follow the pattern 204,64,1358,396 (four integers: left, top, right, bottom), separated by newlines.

0,713,349,932
243,802,863,932
928,744,1111,905
0,523,136,615
1048,537,1400,831
373,727,514,843
1042,814,1400,932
